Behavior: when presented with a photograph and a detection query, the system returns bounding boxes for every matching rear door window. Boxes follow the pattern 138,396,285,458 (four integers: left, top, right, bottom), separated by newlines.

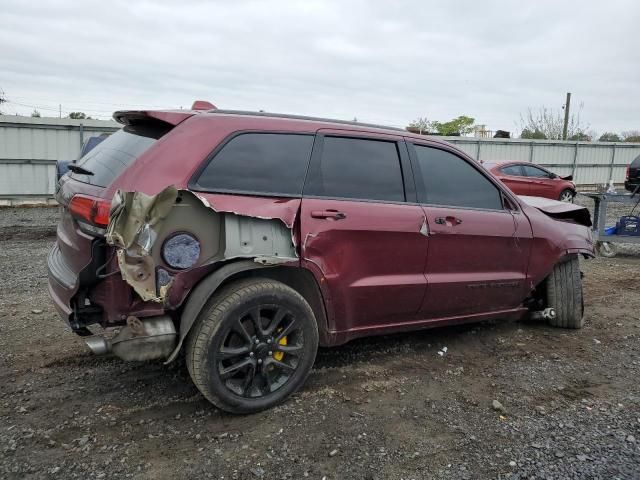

71,123,170,187
412,145,503,210
523,165,551,178
304,136,405,202
194,133,314,196
500,165,524,176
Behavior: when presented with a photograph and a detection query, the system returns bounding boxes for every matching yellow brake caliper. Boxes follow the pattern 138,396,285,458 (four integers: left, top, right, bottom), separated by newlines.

273,336,287,361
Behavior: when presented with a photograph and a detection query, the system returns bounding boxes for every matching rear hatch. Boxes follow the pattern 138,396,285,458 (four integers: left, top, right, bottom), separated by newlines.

49,115,181,329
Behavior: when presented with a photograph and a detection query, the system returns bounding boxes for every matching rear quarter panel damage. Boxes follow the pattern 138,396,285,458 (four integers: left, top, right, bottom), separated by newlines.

104,187,300,306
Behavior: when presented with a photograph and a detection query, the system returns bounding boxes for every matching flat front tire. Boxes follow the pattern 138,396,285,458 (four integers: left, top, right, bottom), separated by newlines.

186,278,318,414
546,255,584,329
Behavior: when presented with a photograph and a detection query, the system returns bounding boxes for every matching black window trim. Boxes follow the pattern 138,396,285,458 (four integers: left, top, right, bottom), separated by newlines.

406,141,519,213
188,130,316,198
301,133,416,205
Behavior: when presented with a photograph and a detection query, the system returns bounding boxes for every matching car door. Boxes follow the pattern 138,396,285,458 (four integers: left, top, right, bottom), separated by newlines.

407,142,532,318
496,164,531,195
522,165,556,199
300,131,428,332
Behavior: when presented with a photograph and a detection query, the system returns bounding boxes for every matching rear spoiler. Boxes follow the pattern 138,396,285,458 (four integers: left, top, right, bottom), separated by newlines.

518,195,592,227
113,110,195,127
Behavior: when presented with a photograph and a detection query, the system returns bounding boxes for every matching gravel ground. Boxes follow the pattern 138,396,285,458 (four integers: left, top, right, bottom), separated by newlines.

1,205,639,479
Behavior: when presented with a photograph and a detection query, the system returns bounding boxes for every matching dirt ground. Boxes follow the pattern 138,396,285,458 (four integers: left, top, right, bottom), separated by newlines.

1,201,639,479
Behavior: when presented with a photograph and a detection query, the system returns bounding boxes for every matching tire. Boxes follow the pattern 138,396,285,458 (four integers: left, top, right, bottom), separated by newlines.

546,255,584,329
186,278,318,414
559,189,575,202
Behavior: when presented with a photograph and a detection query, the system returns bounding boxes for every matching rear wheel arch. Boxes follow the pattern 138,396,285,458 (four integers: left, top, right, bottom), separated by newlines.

186,277,319,413
165,261,330,363
214,266,330,346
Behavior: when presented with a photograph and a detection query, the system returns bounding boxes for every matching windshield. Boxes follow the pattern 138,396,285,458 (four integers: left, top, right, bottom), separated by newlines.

70,123,170,187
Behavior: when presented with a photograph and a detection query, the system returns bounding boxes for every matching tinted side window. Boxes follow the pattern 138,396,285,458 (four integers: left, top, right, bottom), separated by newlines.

501,165,523,176
523,165,550,178
305,136,405,202
413,146,502,210
195,133,314,195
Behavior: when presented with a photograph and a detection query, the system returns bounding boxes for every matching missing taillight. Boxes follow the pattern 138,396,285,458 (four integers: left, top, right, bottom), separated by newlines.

69,194,111,231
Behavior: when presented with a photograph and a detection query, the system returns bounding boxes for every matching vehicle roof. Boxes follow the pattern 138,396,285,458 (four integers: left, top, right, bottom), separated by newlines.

206,110,458,145
114,108,456,148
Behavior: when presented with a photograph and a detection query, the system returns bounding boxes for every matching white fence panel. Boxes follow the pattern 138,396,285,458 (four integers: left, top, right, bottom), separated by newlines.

0,115,120,202
443,137,640,188
2,118,640,201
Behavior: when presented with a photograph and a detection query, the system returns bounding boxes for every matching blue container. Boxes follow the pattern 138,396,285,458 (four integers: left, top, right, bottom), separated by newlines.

604,226,617,235
616,216,640,236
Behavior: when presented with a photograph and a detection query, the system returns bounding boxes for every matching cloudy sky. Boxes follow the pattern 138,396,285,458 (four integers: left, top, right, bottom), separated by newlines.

1,0,638,135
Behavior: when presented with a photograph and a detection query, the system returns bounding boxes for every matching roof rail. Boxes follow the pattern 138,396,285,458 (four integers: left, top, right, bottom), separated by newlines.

207,109,405,132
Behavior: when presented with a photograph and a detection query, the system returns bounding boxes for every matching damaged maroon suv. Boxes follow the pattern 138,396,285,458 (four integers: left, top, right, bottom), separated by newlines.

49,104,595,413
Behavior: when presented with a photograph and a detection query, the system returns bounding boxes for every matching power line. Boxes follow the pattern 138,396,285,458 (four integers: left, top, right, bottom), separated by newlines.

7,95,175,110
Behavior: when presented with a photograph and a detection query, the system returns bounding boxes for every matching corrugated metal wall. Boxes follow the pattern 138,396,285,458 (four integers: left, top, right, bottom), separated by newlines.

1,117,639,201
0,115,120,200
443,137,640,187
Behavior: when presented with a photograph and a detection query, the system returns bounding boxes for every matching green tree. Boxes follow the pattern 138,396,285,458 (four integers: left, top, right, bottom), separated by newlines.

520,128,547,139
598,132,621,142
31,109,41,117
568,132,591,141
67,111,92,119
433,115,475,136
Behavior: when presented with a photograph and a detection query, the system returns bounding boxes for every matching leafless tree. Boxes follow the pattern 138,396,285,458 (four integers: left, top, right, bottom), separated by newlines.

408,117,434,134
622,130,640,142
518,103,590,140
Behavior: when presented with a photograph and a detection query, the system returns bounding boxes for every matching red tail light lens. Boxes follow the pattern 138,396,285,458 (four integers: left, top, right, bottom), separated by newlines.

69,194,111,228
626,165,630,180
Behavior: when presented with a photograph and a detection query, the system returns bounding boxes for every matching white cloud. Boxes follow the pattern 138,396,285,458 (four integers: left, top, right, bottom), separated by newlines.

0,0,638,135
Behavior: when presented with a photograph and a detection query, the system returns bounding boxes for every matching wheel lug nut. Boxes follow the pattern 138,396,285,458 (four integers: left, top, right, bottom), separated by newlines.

267,338,272,344
255,338,260,344
249,352,254,357
257,359,263,364
268,351,272,356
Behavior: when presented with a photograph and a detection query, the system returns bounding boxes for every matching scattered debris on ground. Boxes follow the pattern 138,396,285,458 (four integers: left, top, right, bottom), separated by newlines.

1,205,639,479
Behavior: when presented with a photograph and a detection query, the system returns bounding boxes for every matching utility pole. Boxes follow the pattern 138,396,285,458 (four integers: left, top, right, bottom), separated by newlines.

562,92,571,140
59,104,62,118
